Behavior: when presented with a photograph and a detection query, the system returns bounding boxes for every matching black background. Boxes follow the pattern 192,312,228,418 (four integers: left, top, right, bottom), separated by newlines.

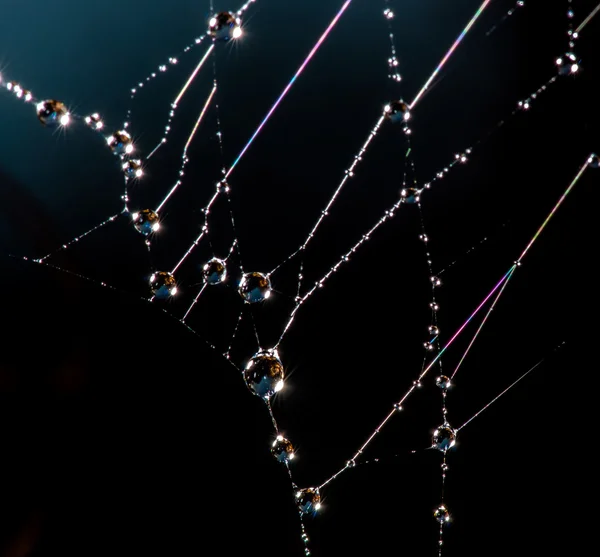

0,1,598,556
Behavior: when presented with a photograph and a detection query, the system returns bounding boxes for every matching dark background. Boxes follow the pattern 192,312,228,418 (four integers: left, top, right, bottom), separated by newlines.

0,1,598,555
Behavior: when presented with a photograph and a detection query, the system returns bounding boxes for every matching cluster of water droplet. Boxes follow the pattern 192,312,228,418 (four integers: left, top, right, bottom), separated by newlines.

4,1,598,550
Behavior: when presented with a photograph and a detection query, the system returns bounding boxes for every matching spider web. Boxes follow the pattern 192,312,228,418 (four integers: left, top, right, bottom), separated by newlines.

0,1,598,555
